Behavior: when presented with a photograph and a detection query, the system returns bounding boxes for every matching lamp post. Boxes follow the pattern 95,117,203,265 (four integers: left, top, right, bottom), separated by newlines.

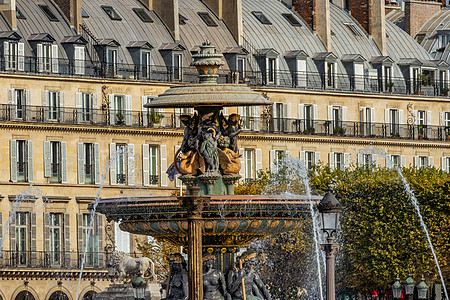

417,276,429,300
132,274,147,300
318,188,343,300
392,276,403,299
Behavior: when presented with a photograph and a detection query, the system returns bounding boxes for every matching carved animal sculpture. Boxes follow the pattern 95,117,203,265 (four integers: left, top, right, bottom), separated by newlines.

109,251,156,281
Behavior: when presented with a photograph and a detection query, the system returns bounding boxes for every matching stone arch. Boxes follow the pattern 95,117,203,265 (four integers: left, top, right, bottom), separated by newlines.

13,290,37,300
0,290,5,300
11,285,40,300
79,284,101,300
81,291,97,300
47,291,69,300
44,284,73,300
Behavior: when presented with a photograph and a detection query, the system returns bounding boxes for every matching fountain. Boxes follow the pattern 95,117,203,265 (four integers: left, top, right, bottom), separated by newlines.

92,41,321,299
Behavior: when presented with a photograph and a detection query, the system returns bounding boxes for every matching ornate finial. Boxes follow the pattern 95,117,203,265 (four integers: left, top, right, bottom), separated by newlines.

191,41,224,84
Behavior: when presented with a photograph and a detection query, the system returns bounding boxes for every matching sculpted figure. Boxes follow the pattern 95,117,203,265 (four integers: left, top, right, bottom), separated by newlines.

203,254,231,300
198,125,220,173
227,251,271,300
162,253,189,300
109,251,154,282
180,114,198,154
222,114,241,153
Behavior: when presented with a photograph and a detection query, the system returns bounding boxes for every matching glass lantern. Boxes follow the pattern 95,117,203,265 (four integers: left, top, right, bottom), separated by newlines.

132,275,147,300
404,274,415,296
318,188,343,236
416,276,428,299
392,276,403,299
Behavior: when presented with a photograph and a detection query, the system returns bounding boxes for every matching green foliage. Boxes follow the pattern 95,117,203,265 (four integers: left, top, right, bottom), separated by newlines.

236,165,450,294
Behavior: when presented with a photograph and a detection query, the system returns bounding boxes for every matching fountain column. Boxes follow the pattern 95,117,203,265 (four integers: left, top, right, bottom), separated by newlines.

321,236,339,300
179,185,211,300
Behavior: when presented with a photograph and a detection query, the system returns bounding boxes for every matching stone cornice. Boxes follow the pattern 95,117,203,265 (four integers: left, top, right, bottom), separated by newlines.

0,269,110,280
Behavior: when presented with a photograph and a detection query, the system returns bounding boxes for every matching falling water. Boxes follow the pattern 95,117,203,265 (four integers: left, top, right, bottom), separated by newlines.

397,169,449,300
75,146,130,300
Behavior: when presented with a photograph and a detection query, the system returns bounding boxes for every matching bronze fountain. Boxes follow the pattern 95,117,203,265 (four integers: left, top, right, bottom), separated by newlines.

92,41,320,300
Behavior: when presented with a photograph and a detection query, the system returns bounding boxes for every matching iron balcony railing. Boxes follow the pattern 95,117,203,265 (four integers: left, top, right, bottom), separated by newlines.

2,104,450,141
1,54,449,97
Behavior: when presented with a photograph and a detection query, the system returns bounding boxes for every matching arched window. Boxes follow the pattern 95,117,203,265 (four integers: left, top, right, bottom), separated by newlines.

82,291,97,300
15,291,35,300
48,291,69,300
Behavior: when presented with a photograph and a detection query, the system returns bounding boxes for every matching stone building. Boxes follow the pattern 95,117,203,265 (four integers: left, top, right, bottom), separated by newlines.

1,0,450,299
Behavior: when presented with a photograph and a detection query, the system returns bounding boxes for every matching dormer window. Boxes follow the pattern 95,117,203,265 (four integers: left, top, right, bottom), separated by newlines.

282,14,302,27
159,43,186,82
38,5,59,22
252,11,272,25
198,12,218,27
179,14,188,25
127,41,153,79
107,48,118,75
101,5,122,21
173,53,182,81
256,48,279,85
313,52,338,89
16,8,26,19
2,32,25,71
284,50,309,87
133,8,153,23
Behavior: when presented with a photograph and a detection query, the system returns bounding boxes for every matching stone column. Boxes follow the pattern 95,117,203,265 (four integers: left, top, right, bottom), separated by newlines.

179,186,210,300
321,236,339,300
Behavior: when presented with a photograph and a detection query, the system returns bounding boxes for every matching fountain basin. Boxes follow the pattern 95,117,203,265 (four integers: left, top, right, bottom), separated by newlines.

92,195,320,247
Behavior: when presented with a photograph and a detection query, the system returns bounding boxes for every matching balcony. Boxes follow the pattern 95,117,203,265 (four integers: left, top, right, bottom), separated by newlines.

0,55,449,97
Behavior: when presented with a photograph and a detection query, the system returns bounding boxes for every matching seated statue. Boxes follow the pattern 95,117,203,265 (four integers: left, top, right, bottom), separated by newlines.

162,253,189,300
227,251,271,300
203,254,231,300
222,114,241,154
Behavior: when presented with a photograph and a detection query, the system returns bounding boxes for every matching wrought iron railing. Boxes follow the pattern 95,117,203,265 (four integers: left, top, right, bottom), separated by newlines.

0,54,449,97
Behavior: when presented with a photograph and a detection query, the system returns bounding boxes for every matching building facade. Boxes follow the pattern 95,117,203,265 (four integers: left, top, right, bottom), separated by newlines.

1,0,450,299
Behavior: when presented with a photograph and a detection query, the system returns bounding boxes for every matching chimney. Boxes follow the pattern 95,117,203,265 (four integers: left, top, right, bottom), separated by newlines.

53,0,82,34
203,0,243,45
404,0,442,38
142,0,180,41
293,0,331,50
347,0,386,55
0,0,17,30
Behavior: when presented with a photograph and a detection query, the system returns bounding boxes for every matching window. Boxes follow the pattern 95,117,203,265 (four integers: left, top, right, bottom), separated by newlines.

101,6,122,21
391,155,400,169
274,150,285,172
332,106,342,130
386,108,403,136
113,95,125,124
107,48,118,76
344,22,364,37
282,13,301,27
237,57,246,81
16,140,27,182
15,212,29,266
179,14,188,25
304,105,314,131
133,8,153,22
7,41,17,70
384,66,392,91
245,149,254,182
143,145,159,186
305,151,315,170
198,12,218,27
252,11,272,25
16,8,26,19
78,142,99,185
141,51,151,78
358,153,377,167
82,93,91,121
329,152,349,170
38,5,59,22
74,46,85,75
116,144,126,184
173,53,182,81
360,107,375,136
268,57,277,84
49,213,62,265
48,91,60,121
10,139,33,183
335,153,343,170
14,89,25,119
82,214,99,267
416,156,430,169
42,43,52,72
326,62,335,88
81,9,89,18
50,141,61,183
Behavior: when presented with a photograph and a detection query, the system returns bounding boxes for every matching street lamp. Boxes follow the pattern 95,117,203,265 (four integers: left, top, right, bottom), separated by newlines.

416,276,428,299
132,274,147,300
404,273,415,298
392,276,402,299
318,188,343,300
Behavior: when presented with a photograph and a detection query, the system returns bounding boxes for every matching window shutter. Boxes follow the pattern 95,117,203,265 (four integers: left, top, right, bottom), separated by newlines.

142,96,148,125
400,155,406,168
357,153,363,167
94,143,100,185
77,213,83,254
74,46,85,75
283,103,292,132
344,153,351,169
398,109,404,136
27,141,33,183
142,144,150,186
37,43,43,72
25,90,31,121
440,112,446,127
9,212,16,252
414,156,419,169
125,95,132,125
426,110,432,137
96,214,104,265
300,151,306,162
51,44,59,73
270,150,276,172
328,106,333,120
429,156,434,167
160,145,167,187
329,152,335,170
42,90,49,122
44,213,50,252
253,106,260,131
238,107,243,118
239,148,245,179
92,93,98,123
412,110,418,125
44,141,51,177
175,108,181,127
30,212,37,265
4,41,9,69
313,105,318,131
61,142,67,183
110,143,117,185
370,108,376,134
10,140,17,182
77,143,85,184
255,149,262,173
298,104,305,131
76,92,83,122
315,152,320,165
342,106,348,129
64,214,70,259
372,154,378,167
18,42,24,71
386,155,392,169
59,91,65,122
442,157,449,173
109,94,115,125
127,144,135,186
360,107,366,122
385,109,390,124
8,88,16,119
